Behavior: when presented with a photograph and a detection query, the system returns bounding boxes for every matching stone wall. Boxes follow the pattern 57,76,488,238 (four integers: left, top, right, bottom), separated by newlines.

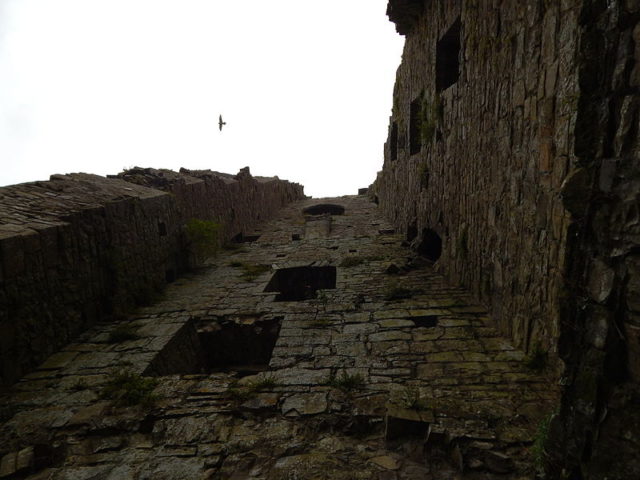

373,0,579,360
548,1,640,478
0,169,304,388
375,0,640,477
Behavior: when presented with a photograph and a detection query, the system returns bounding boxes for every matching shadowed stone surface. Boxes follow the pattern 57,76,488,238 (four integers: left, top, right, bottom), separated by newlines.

0,169,303,388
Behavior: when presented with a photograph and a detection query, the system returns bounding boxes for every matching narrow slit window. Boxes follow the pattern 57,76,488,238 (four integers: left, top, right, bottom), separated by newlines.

390,122,398,161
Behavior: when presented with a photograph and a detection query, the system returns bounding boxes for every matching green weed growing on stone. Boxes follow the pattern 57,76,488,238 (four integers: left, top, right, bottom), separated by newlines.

326,371,365,392
240,263,270,281
226,375,278,403
251,374,279,391
398,386,429,410
532,411,555,474
100,370,159,408
185,218,221,263
525,343,548,372
107,323,139,343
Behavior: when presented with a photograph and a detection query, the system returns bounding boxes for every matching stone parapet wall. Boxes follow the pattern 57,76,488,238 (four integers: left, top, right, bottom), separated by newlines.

373,0,579,360
0,169,304,388
114,166,304,242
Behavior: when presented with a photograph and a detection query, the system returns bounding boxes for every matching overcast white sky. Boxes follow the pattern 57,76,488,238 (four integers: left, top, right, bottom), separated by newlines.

0,0,404,197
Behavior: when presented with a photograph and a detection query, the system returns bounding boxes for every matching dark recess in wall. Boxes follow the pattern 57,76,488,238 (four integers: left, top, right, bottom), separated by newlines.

264,266,337,301
199,317,282,375
303,204,345,216
418,228,442,262
390,122,398,161
436,17,461,92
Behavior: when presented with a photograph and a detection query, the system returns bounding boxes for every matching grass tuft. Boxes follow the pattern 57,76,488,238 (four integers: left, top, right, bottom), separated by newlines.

532,411,555,473
398,386,429,410
240,263,271,280
185,218,221,263
100,370,159,408
226,375,279,403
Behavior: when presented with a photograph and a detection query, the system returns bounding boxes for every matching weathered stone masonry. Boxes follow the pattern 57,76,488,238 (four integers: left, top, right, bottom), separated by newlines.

375,0,640,478
0,168,303,388
376,0,579,358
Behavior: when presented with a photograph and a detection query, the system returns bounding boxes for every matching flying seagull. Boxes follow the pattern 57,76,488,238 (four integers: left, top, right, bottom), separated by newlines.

218,115,227,131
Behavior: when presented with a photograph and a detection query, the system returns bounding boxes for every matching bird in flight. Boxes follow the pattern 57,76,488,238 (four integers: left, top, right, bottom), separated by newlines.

219,115,227,131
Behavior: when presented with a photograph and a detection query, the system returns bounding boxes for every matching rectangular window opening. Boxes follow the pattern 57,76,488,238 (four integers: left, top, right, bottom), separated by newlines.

436,17,461,92
145,316,283,377
390,122,398,161
264,266,337,302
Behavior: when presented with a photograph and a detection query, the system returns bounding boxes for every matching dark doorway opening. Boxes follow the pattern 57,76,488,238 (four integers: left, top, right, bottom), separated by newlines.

436,17,461,92
303,204,345,216
418,229,442,262
264,266,337,301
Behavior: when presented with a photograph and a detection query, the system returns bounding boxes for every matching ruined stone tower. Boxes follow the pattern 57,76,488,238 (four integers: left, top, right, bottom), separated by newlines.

0,1,639,479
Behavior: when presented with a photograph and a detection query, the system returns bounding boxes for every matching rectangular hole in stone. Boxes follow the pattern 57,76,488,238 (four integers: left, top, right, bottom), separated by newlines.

264,266,337,301
411,316,439,328
292,234,301,241
379,229,396,235
390,121,398,161
386,416,430,441
145,316,282,377
436,17,461,92
197,316,282,376
276,253,286,258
